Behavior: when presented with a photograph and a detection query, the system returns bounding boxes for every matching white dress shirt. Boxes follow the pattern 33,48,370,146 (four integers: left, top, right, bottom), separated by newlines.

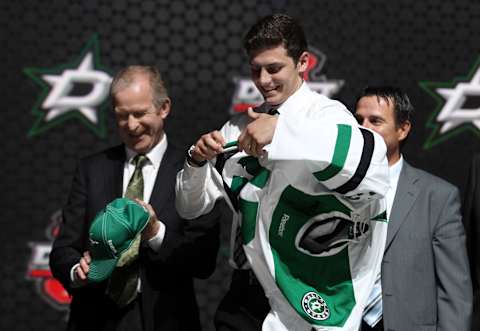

124,135,168,251
386,155,403,216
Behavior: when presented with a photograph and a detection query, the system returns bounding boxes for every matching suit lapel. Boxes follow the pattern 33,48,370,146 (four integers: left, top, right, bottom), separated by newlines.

384,161,420,250
149,144,178,213
104,145,125,202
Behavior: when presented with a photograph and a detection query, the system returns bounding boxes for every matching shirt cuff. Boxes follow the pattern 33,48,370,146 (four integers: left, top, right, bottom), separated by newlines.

70,263,83,288
147,220,166,252
183,158,210,178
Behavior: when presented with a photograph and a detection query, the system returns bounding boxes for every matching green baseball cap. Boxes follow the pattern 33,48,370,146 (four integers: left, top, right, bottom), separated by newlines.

87,198,150,283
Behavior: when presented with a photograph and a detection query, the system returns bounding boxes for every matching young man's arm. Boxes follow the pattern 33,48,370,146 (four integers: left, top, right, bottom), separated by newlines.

269,108,390,200
176,116,246,219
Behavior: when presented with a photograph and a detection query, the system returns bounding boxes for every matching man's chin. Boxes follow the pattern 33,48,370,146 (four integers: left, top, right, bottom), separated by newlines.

264,95,283,106
127,141,149,154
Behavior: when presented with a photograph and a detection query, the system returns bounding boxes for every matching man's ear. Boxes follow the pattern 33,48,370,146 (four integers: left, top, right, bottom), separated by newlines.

297,51,310,75
159,98,171,119
397,120,411,142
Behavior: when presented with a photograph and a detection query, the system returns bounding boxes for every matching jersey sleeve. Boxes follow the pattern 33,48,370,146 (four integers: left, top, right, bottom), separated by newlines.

268,108,389,202
175,115,247,219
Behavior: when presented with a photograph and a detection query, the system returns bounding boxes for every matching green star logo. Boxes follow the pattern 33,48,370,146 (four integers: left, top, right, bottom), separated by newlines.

24,35,113,138
419,56,480,149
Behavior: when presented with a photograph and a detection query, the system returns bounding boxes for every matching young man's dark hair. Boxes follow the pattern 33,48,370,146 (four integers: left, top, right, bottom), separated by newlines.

243,13,308,63
355,86,414,128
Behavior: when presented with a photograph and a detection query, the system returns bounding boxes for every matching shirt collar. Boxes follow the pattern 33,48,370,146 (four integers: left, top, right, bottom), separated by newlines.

125,134,168,169
275,81,310,115
389,154,403,182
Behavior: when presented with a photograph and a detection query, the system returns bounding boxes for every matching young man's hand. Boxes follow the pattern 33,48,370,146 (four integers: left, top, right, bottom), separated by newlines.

238,107,278,157
191,131,226,162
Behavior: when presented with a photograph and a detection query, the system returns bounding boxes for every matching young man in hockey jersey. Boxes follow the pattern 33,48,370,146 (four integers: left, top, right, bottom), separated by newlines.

176,14,390,331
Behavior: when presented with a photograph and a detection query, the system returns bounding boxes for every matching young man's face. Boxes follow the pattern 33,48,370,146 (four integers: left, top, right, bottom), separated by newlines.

249,45,308,106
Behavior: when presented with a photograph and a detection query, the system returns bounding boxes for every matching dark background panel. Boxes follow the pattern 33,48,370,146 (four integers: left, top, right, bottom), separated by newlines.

1,1,479,330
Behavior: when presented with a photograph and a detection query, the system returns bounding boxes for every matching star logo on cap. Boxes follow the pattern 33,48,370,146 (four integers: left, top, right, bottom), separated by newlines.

23,35,113,138
419,57,480,149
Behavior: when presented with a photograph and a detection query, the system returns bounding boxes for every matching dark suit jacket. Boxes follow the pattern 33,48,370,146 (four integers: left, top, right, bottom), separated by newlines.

463,153,480,330
49,143,220,331
381,160,472,331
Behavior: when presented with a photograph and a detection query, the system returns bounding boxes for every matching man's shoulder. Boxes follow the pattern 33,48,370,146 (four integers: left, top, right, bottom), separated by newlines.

80,144,124,163
308,90,345,107
164,142,186,165
301,91,354,122
404,161,458,194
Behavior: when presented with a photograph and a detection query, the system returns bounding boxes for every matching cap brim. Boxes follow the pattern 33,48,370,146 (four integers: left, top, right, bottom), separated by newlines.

88,257,118,283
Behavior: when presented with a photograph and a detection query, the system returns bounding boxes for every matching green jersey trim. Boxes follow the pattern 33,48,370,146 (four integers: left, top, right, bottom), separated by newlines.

314,124,352,182
269,185,355,326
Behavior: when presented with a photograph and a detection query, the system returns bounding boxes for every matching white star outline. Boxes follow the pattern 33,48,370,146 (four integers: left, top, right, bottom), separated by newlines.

41,52,112,124
435,66,480,134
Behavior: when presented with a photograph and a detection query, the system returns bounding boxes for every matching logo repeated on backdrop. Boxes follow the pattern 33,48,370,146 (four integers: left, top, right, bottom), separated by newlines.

230,47,344,113
27,210,71,314
24,35,112,138
419,56,480,149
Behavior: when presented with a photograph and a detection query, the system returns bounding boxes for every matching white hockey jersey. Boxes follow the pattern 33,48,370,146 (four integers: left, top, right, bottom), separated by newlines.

176,83,389,331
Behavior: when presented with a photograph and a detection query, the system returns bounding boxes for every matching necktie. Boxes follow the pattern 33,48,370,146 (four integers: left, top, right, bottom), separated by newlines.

107,154,149,307
233,216,248,268
363,275,383,327
267,107,279,115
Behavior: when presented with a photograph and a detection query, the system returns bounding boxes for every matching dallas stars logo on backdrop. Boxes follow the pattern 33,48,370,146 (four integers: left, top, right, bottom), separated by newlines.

24,35,112,138
230,47,344,113
27,210,71,313
419,57,480,149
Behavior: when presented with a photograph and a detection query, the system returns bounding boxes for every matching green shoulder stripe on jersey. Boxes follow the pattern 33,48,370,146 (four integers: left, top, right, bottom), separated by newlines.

238,156,261,175
371,210,387,223
269,186,355,326
231,176,248,196
229,156,270,198
313,124,352,182
250,168,270,188
334,128,374,194
239,198,258,244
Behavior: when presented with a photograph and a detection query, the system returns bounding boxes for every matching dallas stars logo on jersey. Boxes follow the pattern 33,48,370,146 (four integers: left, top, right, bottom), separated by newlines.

23,35,112,138
302,292,330,321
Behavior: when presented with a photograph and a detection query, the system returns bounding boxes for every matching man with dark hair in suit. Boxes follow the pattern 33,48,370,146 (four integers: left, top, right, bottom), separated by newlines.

49,65,220,331
355,86,472,330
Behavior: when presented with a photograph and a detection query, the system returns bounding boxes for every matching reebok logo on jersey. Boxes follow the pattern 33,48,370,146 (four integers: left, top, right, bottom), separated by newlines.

278,213,290,237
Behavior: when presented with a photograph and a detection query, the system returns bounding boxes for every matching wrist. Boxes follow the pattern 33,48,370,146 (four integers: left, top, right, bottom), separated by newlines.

142,220,160,241
186,145,207,167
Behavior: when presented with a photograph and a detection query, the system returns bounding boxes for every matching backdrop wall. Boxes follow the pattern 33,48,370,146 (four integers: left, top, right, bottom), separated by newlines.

1,1,479,330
